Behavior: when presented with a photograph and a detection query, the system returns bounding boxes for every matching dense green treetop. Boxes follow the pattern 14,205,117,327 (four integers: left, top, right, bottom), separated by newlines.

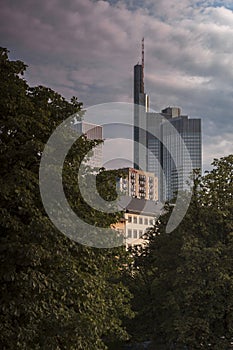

124,156,233,349
0,47,133,350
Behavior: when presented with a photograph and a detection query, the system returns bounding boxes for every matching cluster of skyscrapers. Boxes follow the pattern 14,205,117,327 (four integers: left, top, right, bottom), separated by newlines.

133,41,202,201
75,41,202,246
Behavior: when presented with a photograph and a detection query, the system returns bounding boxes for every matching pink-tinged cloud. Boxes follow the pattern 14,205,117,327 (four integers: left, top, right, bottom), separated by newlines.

0,0,232,168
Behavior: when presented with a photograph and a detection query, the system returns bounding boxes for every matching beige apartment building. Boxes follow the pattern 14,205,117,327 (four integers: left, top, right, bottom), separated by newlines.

117,168,158,201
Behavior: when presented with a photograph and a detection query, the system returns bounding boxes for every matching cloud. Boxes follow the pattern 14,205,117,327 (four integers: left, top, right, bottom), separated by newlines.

0,0,232,169
203,132,233,171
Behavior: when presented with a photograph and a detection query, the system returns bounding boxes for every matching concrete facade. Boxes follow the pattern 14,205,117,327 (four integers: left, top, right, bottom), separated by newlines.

73,121,103,168
117,167,158,201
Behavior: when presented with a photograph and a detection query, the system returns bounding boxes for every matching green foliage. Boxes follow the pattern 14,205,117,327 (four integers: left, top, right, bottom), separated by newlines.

0,48,133,349
125,156,233,349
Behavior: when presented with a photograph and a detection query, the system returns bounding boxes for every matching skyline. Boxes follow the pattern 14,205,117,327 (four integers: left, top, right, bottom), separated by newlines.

1,0,233,171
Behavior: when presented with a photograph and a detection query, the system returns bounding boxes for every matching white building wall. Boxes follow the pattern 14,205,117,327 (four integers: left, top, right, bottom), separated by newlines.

124,212,155,247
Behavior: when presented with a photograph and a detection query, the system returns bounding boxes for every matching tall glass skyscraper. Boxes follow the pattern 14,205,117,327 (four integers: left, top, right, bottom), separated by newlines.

73,121,103,169
161,110,202,200
133,63,149,171
133,45,202,202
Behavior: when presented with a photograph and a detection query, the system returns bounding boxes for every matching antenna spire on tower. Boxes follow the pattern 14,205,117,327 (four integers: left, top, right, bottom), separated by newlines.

142,37,145,91
142,37,144,69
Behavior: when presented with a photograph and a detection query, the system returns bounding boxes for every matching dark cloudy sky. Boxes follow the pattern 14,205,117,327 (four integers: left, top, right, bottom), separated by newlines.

1,0,233,171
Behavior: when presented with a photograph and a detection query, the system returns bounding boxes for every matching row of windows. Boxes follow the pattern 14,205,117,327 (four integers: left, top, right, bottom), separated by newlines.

127,216,154,225
127,229,144,239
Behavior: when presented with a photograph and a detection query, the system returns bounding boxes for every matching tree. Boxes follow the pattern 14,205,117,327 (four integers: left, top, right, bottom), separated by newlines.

0,48,133,349
126,157,233,349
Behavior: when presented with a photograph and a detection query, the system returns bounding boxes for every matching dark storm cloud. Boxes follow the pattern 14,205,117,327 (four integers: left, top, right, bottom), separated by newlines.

0,0,232,170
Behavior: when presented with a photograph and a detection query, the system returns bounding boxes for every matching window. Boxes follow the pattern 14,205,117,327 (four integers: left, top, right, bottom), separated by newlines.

144,218,148,225
133,230,137,239
133,216,137,224
128,216,132,223
139,217,143,224
149,219,154,225
139,230,143,237
127,229,132,238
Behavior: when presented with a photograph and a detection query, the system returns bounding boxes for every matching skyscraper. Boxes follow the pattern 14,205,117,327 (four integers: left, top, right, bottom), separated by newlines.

73,121,103,168
161,108,202,200
133,42,202,202
134,38,149,171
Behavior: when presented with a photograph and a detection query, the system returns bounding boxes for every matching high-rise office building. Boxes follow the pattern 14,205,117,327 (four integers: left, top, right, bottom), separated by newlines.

146,112,162,189
73,121,103,168
134,38,149,171
160,108,202,200
133,42,202,201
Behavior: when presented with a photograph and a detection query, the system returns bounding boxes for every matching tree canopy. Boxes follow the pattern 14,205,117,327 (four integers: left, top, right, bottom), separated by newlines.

0,47,133,350
125,156,233,349
1,46,233,350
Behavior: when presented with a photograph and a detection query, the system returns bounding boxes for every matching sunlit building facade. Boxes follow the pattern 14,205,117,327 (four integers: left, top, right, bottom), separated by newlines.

117,167,158,201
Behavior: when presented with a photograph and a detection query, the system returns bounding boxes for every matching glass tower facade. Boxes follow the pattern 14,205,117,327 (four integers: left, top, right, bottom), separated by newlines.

73,121,103,168
133,64,149,171
145,112,202,201
161,115,202,201
133,58,202,202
